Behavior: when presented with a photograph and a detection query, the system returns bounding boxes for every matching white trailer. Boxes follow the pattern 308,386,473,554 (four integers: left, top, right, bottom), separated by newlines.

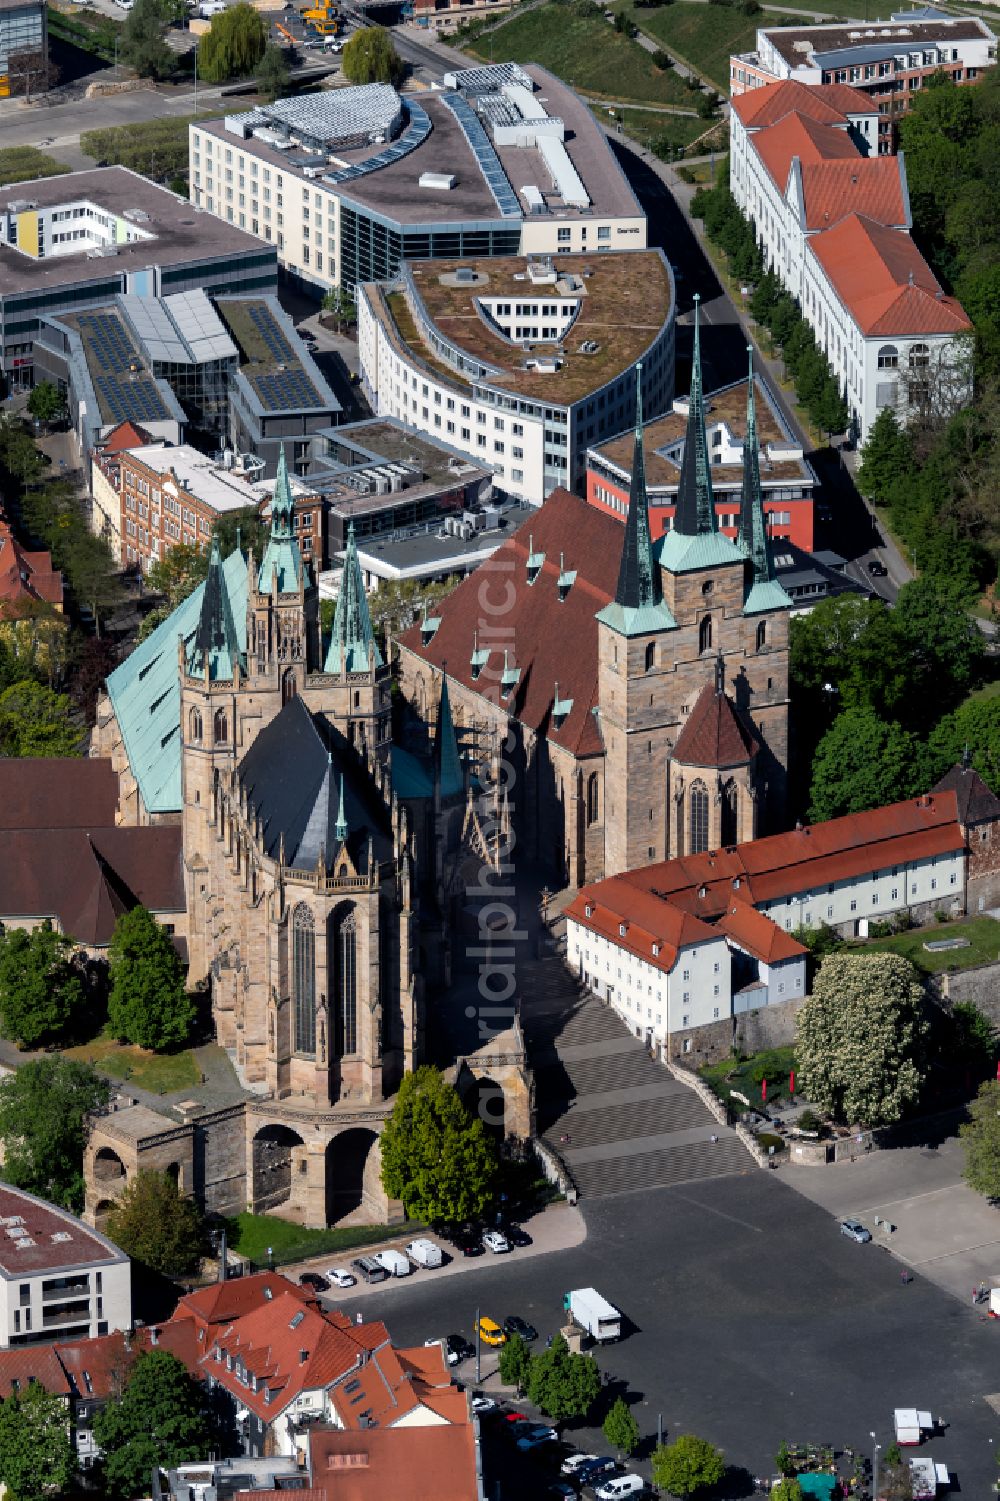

565,1287,621,1343
894,1409,933,1446
908,1458,949,1499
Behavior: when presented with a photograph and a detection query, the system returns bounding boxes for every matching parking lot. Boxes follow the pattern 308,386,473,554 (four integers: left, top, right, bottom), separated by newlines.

312,1170,1000,1496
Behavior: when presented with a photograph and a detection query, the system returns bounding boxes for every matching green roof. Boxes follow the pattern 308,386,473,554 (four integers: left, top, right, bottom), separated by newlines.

391,745,435,800
595,600,676,636
106,549,249,816
657,530,744,573
258,445,303,596
743,578,793,615
435,676,464,799
324,523,383,674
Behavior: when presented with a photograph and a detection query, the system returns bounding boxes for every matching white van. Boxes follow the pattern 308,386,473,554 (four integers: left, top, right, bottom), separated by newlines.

406,1237,443,1269
374,1248,412,1278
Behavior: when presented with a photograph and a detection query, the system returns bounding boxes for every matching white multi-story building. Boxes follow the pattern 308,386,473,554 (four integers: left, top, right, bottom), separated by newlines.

358,249,674,505
189,65,647,296
730,8,997,152
0,1185,131,1347
566,788,969,1059
730,78,971,439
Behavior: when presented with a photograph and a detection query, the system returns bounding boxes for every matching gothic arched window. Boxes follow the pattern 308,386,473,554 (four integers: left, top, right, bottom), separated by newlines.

690,779,709,855
756,620,766,652
698,615,713,655
644,641,655,673
213,708,228,745
189,707,203,743
721,779,738,848
675,789,684,857
334,909,357,1058
292,904,316,1055
282,668,297,706
586,773,600,828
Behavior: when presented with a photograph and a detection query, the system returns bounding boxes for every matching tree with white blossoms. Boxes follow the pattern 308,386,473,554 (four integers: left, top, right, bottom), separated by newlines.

795,952,927,1126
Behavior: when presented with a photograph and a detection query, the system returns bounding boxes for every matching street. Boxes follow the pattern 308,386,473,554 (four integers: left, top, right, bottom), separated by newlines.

318,1171,1000,1496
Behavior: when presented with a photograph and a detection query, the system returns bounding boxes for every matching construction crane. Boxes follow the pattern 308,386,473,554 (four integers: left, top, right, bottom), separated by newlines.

302,0,340,31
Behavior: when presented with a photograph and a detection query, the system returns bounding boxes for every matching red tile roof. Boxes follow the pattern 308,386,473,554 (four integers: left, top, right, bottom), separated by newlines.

0,516,63,612
397,489,621,758
53,1319,204,1401
308,1425,479,1501
807,214,971,336
565,877,719,974
671,681,759,769
0,758,118,831
717,903,807,964
173,1271,312,1329
98,420,154,453
732,78,873,128
754,111,858,190
0,1346,72,1401
798,156,907,231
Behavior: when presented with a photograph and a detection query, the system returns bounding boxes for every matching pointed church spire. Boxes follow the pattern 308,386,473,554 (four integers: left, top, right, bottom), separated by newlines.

434,672,463,801
613,361,664,613
324,523,384,675
257,443,303,594
740,346,793,616
674,295,718,537
335,771,348,843
188,535,242,681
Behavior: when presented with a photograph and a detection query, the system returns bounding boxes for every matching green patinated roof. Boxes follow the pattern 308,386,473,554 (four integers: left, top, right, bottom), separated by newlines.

738,346,792,618
657,530,744,574
744,578,793,615
106,549,249,815
258,445,303,596
596,599,676,635
435,675,464,800
187,535,243,682
324,523,383,674
391,745,435,800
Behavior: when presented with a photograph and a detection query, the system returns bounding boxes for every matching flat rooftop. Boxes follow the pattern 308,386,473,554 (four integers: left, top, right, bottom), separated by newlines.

0,168,269,299
126,442,311,514
59,308,175,426
762,14,992,67
381,249,671,406
320,417,493,498
216,299,337,412
590,376,812,490
0,1185,125,1277
354,500,536,578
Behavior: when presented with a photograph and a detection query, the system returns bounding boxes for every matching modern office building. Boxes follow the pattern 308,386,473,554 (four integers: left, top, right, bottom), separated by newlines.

730,7,997,152
0,0,46,98
0,168,277,391
359,249,675,504
188,65,647,294
586,374,818,551
35,289,338,477
730,79,971,438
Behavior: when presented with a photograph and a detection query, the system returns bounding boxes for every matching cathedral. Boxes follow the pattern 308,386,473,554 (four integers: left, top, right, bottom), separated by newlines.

396,312,793,888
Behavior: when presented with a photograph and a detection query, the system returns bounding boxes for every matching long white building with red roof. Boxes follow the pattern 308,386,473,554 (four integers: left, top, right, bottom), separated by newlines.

729,78,971,438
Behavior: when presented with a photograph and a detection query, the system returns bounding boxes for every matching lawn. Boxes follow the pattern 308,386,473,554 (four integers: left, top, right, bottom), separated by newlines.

0,147,70,187
622,2,762,91
700,1044,797,1114
846,917,1000,975
465,0,693,106
227,1212,424,1267
596,105,711,155
63,1033,202,1094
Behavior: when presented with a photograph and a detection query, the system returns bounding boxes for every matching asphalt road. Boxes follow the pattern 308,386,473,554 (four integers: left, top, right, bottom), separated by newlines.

322,1173,1000,1497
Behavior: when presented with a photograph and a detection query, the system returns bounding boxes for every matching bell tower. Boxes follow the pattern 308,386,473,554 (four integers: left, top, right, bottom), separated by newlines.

246,445,318,706
321,523,392,765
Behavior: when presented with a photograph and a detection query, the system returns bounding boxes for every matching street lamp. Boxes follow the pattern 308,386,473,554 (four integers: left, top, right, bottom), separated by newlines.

871,1434,881,1501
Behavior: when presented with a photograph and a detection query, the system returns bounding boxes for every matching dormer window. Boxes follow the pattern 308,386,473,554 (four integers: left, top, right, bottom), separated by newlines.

619,923,627,937
652,943,660,956
421,614,442,648
557,553,576,601
552,684,573,729
501,652,520,698
585,904,592,918
470,632,489,681
527,535,546,585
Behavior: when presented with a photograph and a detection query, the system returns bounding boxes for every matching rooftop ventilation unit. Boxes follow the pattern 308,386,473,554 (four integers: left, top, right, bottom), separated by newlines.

419,172,456,191
454,267,477,284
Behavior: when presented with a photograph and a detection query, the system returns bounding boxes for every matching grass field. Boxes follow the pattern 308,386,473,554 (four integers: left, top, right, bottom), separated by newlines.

700,1044,797,1114
622,2,761,91
466,0,692,105
0,147,70,187
847,917,1000,975
227,1212,424,1267
596,105,711,153
64,1033,201,1094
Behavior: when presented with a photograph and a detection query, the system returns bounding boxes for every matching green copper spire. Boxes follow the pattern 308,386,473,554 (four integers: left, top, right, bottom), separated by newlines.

257,444,303,594
324,522,384,674
335,770,348,843
188,535,243,681
435,673,463,800
596,365,677,637
673,294,718,538
740,347,793,616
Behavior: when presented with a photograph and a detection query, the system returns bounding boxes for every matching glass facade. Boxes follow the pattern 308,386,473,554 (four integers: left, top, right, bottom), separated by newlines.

338,203,519,291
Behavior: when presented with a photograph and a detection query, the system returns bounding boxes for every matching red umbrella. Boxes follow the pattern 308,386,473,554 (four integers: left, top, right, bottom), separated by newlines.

789,1071,795,1096
761,1077,767,1103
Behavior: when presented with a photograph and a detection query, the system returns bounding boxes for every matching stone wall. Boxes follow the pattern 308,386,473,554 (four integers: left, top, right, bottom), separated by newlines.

733,994,806,1054
935,959,1000,1024
195,1104,249,1217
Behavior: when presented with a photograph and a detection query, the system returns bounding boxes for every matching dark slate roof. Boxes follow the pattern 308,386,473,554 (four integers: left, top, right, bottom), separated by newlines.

238,695,392,874
932,763,1000,826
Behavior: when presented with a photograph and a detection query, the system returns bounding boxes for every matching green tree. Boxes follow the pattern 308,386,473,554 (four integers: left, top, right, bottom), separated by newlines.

771,1481,804,1501
108,906,194,1051
379,1065,498,1224
107,1169,205,1276
525,1335,601,1422
950,1001,997,1081
0,1379,77,1501
120,0,175,79
214,505,268,562
795,952,927,1126
0,1057,110,1212
197,2,267,81
322,285,357,330
498,1331,531,1392
960,1079,1000,1198
927,696,1000,792
812,373,849,438
0,924,85,1049
93,1350,212,1500
146,542,209,608
857,408,913,506
652,1434,726,1497
892,575,984,704
808,708,928,822
603,1395,641,1457
341,25,403,85
0,679,83,757
367,573,459,640
26,381,64,426
255,40,290,100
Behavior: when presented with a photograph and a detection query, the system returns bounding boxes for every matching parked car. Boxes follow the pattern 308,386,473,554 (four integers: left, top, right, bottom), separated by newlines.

505,1224,532,1248
483,1229,510,1254
447,1224,484,1257
548,1486,577,1499
868,559,888,577
840,1218,872,1243
406,1237,443,1269
373,1249,412,1278
596,1475,646,1499
298,1271,329,1292
448,1333,475,1363
577,1457,619,1486
517,1424,559,1450
503,1315,537,1342
561,1453,598,1477
476,1315,506,1347
351,1255,388,1283
325,1267,356,1288
470,1393,497,1415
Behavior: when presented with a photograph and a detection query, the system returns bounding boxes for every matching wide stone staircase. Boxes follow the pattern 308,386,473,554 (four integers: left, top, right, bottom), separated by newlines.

518,951,752,1200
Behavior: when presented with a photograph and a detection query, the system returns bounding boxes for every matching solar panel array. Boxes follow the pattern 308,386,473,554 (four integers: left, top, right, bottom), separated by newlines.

247,84,403,150
75,312,172,425
443,62,534,97
326,100,432,187
241,303,325,412
439,94,521,219
248,303,295,365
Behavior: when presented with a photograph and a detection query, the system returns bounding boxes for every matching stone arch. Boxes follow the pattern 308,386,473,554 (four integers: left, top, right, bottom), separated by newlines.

252,1123,306,1213
94,1200,115,1234
189,706,203,743
325,1128,380,1224
756,619,766,652
586,773,599,828
164,1161,181,1185
93,1147,127,1184
281,667,298,705
464,1074,506,1140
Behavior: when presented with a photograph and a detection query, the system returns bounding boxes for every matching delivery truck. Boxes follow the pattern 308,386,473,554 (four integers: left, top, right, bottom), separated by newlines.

893,1409,933,1446
564,1287,621,1343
